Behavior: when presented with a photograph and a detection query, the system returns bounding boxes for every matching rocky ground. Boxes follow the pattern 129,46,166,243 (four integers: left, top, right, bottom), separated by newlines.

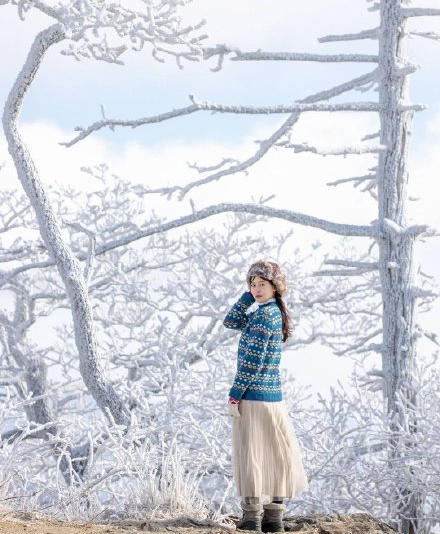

0,512,398,534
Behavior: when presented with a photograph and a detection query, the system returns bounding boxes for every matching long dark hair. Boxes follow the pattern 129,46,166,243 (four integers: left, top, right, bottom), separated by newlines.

275,291,293,343
252,273,292,342
248,259,292,342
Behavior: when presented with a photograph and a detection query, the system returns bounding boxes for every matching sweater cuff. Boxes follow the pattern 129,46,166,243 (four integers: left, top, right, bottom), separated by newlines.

229,386,244,400
239,291,255,306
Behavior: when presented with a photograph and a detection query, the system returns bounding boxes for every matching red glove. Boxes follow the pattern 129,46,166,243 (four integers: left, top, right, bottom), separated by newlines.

228,397,240,405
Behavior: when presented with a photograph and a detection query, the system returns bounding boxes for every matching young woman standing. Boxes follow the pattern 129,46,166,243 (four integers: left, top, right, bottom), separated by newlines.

224,260,308,532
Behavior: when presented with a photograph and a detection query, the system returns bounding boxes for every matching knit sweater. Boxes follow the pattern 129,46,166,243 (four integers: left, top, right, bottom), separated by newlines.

224,292,283,402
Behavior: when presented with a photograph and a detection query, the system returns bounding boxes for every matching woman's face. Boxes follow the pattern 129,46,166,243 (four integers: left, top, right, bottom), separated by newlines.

250,276,276,303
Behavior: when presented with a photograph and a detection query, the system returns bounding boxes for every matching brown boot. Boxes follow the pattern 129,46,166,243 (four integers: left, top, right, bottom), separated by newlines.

236,502,262,531
261,503,285,533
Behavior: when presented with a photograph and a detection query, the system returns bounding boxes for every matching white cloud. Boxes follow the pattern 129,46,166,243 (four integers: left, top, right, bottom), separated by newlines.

409,110,440,228
184,0,378,51
407,110,440,330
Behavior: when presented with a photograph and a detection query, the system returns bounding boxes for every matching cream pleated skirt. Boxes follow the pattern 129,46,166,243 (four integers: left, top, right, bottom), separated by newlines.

232,400,308,500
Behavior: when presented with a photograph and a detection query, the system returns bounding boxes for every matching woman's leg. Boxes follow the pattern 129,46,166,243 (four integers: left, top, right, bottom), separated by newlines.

261,498,285,533
237,497,262,531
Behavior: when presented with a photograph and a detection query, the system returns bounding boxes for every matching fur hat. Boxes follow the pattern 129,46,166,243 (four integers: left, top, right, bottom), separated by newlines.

246,260,287,296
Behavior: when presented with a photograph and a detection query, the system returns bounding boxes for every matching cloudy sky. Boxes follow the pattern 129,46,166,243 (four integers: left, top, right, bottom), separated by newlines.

1,0,439,397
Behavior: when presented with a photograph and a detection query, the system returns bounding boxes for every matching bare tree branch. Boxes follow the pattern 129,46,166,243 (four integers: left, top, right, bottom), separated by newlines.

319,28,380,43
204,45,379,63
63,99,385,148
401,8,440,18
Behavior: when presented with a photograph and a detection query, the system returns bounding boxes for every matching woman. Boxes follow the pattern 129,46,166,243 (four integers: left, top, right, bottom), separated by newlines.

224,260,308,532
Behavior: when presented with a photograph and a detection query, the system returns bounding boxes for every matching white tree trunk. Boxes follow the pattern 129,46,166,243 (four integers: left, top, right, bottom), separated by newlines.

377,2,421,532
2,25,130,427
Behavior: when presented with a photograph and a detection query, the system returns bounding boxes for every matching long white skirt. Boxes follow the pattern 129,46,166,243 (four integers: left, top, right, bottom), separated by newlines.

232,400,308,500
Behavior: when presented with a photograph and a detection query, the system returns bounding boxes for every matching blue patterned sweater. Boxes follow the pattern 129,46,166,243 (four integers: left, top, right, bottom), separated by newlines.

224,292,283,402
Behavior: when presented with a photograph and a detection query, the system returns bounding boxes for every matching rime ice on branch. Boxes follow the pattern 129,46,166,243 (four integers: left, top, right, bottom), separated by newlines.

64,1,440,532
1,0,206,427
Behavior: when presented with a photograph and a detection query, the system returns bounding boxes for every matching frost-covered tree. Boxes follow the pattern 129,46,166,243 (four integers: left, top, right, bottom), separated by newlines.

1,0,206,427
297,357,440,534
3,0,440,530
65,1,440,532
0,174,318,516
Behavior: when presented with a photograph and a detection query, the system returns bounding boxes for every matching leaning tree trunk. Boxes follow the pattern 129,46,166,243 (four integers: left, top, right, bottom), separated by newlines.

377,3,422,532
2,25,130,428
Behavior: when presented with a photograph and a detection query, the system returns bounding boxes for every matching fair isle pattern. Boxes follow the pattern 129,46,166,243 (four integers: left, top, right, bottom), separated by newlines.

224,292,283,402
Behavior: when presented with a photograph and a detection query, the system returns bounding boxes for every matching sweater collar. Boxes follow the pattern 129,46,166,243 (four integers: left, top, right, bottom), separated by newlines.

257,297,276,306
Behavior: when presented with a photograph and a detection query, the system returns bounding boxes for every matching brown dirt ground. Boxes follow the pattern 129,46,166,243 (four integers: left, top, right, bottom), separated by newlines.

0,513,229,534
0,512,398,534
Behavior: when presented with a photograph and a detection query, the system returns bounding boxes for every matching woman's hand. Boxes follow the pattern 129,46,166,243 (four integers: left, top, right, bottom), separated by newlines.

228,397,240,418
